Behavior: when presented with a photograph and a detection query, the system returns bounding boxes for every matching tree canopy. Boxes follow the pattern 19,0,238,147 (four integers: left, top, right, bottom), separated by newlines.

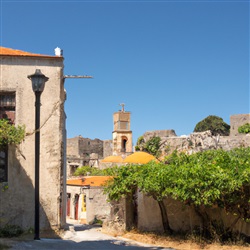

135,136,161,158
104,147,250,239
193,115,230,136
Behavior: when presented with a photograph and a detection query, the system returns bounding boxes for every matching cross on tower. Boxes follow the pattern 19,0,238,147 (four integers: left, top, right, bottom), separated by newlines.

119,103,125,112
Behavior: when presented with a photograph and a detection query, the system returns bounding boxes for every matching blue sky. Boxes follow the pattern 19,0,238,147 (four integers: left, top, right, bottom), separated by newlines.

1,0,249,144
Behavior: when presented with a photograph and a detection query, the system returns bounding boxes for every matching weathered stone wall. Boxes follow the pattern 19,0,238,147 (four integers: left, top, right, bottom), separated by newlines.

102,199,127,235
79,137,103,157
0,54,66,233
103,140,113,158
67,137,80,157
66,185,111,225
85,188,111,224
67,136,103,158
67,136,104,176
137,192,250,236
141,114,250,157
158,131,250,156
142,129,177,141
230,114,250,136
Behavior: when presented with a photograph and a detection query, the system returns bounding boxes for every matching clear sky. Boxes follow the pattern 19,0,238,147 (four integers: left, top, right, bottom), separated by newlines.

1,0,249,145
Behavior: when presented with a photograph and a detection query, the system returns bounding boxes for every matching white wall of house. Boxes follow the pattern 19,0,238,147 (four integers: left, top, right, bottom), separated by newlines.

0,53,66,233
67,185,111,224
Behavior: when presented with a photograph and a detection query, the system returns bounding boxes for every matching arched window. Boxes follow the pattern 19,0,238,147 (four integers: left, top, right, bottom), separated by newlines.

121,136,128,152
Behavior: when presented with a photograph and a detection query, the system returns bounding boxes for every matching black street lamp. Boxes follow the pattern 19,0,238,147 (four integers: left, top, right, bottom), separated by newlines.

28,69,49,240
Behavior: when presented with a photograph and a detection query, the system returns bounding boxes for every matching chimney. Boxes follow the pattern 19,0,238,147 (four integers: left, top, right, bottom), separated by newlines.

54,47,63,56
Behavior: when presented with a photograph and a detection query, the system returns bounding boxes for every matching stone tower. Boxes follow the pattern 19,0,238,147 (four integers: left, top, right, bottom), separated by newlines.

112,104,133,156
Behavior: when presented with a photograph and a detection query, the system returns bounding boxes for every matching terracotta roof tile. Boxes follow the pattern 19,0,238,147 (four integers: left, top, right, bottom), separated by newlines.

67,176,112,187
0,46,61,58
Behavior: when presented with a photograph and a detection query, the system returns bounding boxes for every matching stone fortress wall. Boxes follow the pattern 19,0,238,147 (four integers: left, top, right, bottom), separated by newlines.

142,114,250,157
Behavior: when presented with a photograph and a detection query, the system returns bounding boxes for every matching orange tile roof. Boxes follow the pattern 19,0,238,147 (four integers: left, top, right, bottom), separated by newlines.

0,46,61,58
67,176,112,187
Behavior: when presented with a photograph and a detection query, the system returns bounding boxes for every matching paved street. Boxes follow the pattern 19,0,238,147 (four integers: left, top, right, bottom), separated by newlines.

9,223,174,250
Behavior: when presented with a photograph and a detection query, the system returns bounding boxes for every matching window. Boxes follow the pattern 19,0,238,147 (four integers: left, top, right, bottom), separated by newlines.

118,121,128,130
0,92,16,123
121,136,128,152
0,147,8,182
0,92,15,182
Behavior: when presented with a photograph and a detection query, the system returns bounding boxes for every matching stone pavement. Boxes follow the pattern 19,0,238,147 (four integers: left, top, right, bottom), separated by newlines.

7,221,174,250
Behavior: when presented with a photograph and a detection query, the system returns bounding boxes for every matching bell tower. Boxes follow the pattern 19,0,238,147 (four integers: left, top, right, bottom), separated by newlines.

112,104,133,156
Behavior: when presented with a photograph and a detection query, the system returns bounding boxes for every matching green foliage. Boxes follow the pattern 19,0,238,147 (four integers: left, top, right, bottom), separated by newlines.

168,148,250,220
135,136,144,151
0,225,23,238
0,119,25,149
135,136,161,157
194,115,230,136
137,136,145,145
104,147,250,240
144,136,161,158
73,165,118,176
103,164,140,201
91,217,103,225
238,123,250,134
1,183,8,192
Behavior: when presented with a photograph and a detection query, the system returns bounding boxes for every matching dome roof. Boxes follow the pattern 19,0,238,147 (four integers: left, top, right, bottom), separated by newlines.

101,155,124,163
123,151,156,164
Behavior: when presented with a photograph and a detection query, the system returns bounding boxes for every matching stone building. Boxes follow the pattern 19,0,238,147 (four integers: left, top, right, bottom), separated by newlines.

0,47,66,234
67,136,103,177
66,104,133,172
112,104,133,157
103,105,133,158
66,176,112,224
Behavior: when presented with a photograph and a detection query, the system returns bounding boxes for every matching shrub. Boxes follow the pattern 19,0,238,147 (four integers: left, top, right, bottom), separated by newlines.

0,119,25,149
0,225,23,238
238,123,250,134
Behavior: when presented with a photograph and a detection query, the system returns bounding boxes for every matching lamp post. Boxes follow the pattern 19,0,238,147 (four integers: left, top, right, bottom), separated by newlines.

28,69,49,240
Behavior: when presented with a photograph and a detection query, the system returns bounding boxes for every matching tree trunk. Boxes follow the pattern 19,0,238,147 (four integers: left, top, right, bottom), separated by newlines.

194,205,218,239
157,200,173,234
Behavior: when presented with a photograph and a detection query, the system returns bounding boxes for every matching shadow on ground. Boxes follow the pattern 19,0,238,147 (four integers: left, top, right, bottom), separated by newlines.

0,220,173,250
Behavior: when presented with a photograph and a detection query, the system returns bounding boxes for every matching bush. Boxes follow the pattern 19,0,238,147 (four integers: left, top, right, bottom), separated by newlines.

135,136,161,157
0,119,25,149
0,225,23,238
238,123,250,134
73,165,118,176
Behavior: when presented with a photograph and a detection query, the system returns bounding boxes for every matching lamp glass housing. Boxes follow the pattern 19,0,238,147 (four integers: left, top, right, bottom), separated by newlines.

28,69,49,93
